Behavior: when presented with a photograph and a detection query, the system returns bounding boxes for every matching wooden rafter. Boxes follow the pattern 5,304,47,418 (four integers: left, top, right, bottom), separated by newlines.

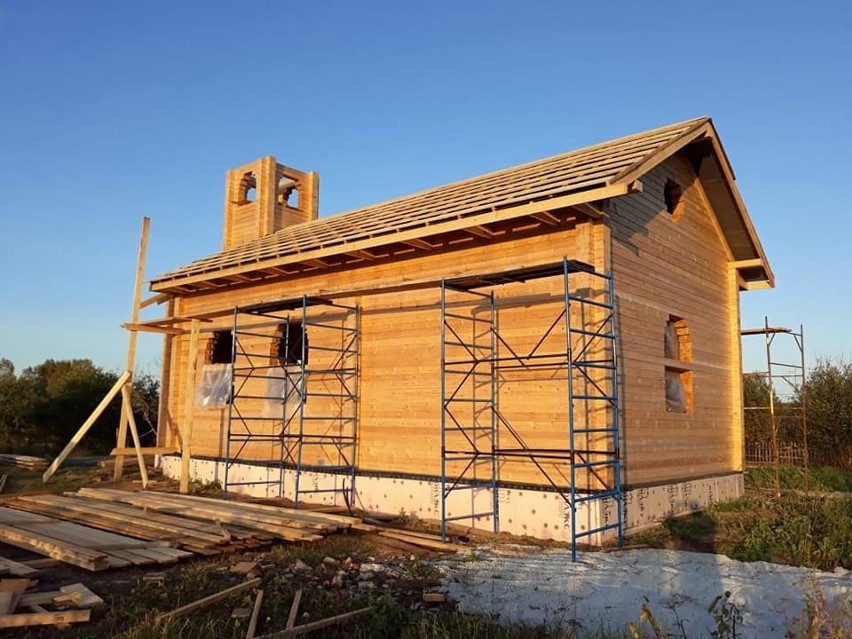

530,211,560,226
464,225,494,239
139,293,170,309
402,238,435,250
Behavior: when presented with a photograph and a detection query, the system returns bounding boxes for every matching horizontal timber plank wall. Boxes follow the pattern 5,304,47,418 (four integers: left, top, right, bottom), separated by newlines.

164,225,599,484
609,156,738,487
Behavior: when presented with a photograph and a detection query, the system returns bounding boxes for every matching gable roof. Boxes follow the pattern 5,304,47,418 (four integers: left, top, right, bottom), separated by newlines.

151,117,772,293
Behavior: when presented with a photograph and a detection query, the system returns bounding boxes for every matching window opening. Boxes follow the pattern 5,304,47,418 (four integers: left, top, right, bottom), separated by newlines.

197,329,233,408
665,316,692,413
209,330,234,364
239,171,257,203
272,320,307,366
277,176,299,208
664,179,683,218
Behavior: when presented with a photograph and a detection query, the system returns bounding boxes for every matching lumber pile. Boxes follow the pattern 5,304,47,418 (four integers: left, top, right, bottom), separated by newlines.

0,507,192,571
6,493,272,555
0,488,466,573
0,454,48,472
0,578,102,629
75,488,374,539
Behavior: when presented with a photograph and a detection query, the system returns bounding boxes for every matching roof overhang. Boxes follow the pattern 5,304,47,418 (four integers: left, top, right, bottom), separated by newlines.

150,181,636,294
151,117,773,294
611,119,774,289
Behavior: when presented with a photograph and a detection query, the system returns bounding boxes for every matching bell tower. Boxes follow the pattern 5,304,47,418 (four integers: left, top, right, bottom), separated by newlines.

222,156,319,250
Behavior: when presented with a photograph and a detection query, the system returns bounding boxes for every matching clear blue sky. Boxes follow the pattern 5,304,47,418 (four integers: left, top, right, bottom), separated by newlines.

0,1,849,376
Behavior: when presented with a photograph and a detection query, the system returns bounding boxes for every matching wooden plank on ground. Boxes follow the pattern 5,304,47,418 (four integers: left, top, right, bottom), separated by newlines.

0,522,112,571
285,588,302,630
0,578,32,614
9,495,230,549
141,491,367,530
54,583,104,608
259,606,372,638
377,530,468,553
0,609,90,628
74,490,325,541
246,588,264,639
0,506,189,570
155,578,261,623
0,556,39,577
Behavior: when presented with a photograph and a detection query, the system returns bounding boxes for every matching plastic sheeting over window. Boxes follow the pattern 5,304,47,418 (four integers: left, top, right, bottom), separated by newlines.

664,317,690,414
665,368,687,413
195,364,232,408
665,321,680,360
263,367,304,421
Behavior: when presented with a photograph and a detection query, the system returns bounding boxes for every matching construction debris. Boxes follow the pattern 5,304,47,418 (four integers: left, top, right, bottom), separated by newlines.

0,578,102,629
231,560,261,577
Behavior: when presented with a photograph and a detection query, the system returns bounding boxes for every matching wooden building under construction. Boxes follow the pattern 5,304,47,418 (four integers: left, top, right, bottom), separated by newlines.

147,117,773,549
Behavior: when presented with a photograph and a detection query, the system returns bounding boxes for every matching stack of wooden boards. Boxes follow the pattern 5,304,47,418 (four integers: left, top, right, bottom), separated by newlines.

0,489,467,573
0,454,48,472
0,507,193,571
0,577,102,629
0,489,376,571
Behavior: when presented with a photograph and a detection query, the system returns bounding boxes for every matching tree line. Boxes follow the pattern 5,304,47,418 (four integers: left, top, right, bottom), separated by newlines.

744,357,852,468
0,358,158,456
0,355,848,467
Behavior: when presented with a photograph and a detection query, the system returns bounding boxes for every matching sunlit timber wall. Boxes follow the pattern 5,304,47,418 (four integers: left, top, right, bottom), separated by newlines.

158,156,746,540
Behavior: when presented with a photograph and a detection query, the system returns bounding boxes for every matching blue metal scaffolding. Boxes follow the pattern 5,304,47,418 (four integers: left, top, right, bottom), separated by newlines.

224,296,359,508
440,258,623,560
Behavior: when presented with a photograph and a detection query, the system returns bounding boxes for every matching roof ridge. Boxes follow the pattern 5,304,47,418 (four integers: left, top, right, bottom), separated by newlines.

289,115,711,229
152,116,712,284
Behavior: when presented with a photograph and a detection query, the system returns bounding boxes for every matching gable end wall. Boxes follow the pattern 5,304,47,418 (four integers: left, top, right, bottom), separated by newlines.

609,156,741,487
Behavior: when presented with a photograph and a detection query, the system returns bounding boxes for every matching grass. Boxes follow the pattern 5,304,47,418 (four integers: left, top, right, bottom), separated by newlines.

629,490,852,570
745,465,852,492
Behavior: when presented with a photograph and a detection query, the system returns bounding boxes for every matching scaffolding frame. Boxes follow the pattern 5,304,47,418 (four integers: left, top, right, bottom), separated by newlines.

741,316,809,493
224,296,359,507
440,258,623,560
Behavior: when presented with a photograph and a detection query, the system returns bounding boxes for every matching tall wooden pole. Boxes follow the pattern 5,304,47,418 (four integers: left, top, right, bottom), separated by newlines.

114,217,150,480
180,319,201,494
